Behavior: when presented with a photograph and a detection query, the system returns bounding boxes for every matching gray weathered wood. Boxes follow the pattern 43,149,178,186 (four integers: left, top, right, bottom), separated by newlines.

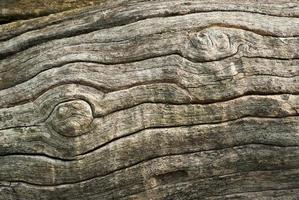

0,0,299,199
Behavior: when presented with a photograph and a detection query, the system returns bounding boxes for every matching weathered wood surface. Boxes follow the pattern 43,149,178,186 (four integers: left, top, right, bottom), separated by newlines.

0,0,299,199
0,0,107,24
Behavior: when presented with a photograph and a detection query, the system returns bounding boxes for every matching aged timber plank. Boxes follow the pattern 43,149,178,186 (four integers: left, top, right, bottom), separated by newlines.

0,0,298,199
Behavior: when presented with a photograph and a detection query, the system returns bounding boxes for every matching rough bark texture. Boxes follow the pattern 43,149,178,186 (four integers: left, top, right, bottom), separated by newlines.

0,0,299,199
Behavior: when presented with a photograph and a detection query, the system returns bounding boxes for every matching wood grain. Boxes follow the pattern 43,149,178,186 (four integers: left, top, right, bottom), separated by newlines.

0,0,299,199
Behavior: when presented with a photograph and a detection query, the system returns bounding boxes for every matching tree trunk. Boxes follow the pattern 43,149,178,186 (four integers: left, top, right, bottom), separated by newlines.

0,1,299,199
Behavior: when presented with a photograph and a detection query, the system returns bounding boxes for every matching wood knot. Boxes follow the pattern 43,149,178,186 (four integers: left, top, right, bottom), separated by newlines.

188,28,239,61
48,100,93,137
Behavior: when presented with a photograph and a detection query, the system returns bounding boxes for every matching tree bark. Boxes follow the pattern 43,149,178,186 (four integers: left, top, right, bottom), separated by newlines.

0,1,299,199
